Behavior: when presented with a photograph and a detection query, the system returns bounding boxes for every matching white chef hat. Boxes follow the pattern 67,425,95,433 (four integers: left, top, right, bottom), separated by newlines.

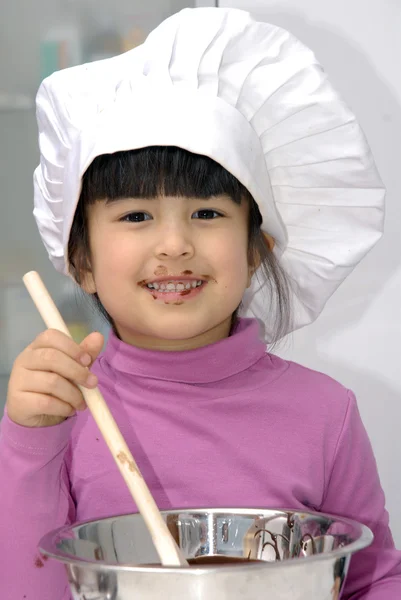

33,7,385,338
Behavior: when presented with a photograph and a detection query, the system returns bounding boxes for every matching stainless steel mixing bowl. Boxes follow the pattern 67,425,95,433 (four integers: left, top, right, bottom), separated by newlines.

39,508,372,599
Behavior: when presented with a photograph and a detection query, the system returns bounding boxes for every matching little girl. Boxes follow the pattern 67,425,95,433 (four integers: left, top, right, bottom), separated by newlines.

0,7,400,599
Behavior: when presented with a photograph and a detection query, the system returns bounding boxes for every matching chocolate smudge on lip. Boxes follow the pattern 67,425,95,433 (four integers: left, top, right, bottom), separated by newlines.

180,289,191,296
181,270,193,275
154,265,168,276
173,301,184,305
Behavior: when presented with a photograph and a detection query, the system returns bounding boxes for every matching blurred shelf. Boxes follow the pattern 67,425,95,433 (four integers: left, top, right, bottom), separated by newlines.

0,93,34,112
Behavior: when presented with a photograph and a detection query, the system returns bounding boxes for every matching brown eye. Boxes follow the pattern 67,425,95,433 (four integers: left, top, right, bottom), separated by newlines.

120,212,152,222
192,210,222,219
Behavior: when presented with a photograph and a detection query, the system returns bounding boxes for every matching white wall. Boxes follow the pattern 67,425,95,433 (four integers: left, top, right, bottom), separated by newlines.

208,0,401,546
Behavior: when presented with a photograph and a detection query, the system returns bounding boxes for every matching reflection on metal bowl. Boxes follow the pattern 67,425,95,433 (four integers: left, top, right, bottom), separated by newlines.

40,507,372,600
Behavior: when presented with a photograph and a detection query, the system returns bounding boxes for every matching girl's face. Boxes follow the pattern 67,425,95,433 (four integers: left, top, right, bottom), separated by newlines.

82,194,253,350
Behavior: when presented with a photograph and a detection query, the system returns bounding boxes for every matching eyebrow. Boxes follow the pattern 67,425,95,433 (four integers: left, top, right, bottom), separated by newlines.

104,197,146,205
103,197,155,208
104,195,221,205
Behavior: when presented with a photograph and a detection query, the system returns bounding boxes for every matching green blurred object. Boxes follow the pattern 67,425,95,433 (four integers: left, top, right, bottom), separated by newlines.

39,26,82,82
40,40,60,81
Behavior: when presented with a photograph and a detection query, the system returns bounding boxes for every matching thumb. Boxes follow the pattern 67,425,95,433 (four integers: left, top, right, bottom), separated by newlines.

79,331,105,365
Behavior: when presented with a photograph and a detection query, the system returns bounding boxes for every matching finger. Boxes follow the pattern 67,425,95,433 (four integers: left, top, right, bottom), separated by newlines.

20,348,98,389
29,329,93,366
79,332,104,365
20,391,77,419
19,371,87,410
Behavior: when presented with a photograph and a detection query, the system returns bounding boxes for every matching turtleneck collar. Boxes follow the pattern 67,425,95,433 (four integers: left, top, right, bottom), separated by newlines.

101,318,267,384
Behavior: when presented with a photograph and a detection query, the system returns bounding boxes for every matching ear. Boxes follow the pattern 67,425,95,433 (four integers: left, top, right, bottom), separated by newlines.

69,248,97,294
247,232,275,287
263,232,275,251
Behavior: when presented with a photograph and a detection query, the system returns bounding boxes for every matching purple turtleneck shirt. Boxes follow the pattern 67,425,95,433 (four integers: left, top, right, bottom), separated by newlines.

0,318,400,599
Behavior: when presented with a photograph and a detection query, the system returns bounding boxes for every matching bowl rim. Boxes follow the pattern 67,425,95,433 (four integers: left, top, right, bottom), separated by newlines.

39,507,373,574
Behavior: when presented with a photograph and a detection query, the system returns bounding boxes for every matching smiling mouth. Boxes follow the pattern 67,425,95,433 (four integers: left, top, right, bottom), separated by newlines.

145,280,204,292
138,276,210,301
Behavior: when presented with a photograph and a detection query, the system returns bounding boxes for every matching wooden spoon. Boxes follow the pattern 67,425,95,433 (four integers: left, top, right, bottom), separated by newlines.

23,271,188,567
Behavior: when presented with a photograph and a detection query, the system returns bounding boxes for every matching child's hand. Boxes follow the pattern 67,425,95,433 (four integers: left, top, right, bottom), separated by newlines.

6,330,104,428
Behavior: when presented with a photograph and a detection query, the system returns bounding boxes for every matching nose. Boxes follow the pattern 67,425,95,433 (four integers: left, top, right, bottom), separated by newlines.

154,222,195,260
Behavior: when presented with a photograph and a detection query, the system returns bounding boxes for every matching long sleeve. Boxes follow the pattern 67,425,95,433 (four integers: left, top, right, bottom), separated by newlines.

0,411,76,600
321,391,401,599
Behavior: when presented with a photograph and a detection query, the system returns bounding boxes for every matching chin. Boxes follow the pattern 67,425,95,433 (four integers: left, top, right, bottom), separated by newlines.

146,311,228,341
112,304,234,345
148,319,211,341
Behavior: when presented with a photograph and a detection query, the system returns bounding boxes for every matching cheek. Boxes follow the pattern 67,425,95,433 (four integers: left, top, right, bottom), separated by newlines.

209,233,249,282
91,234,142,285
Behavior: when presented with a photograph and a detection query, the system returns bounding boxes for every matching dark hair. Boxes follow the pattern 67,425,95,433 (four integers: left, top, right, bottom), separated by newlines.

68,146,292,344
